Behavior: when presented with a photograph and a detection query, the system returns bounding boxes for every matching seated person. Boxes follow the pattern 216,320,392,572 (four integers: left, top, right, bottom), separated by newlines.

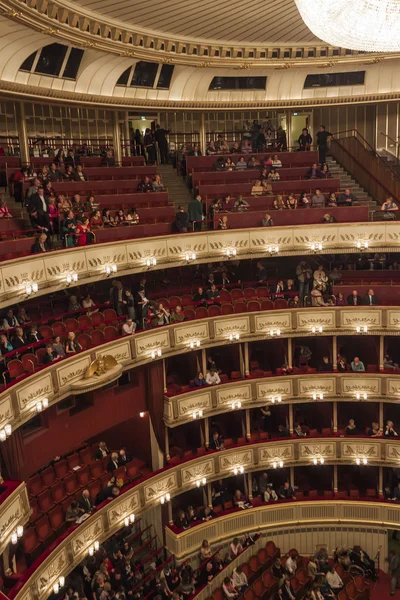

322,213,337,223
171,305,185,323
251,179,264,196
367,422,382,437
381,196,399,218
174,509,189,529
345,419,358,435
285,553,297,574
152,175,165,192
278,424,290,437
206,368,221,385
268,168,280,181
293,423,308,437
52,335,66,358
232,566,248,593
31,232,50,253
312,189,325,208
200,539,213,560
234,195,250,211
318,356,333,372
194,371,208,387
43,343,57,364
327,192,338,207
186,505,197,523
385,420,399,437
200,562,216,585
137,176,153,192
273,195,286,210
207,284,220,302
278,481,296,500
307,162,320,179
65,500,81,523
122,318,136,335
225,158,235,171
338,188,357,206
175,206,189,232
193,286,207,305
264,485,278,502
222,577,239,599
12,327,26,349
229,538,243,560
351,356,365,372
236,157,247,170
209,432,224,450
107,452,120,472
26,325,42,344
197,506,215,521
218,215,230,230
233,489,247,507
262,212,273,227
326,566,344,594
384,354,399,370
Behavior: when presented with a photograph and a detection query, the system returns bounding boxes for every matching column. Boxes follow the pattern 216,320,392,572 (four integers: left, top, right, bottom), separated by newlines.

244,473,249,497
201,349,207,375
16,103,30,167
290,466,295,488
287,338,293,368
200,420,205,447
164,425,170,461
247,472,253,500
333,402,338,434
288,403,294,434
245,409,251,440
239,344,245,377
379,401,384,431
204,417,210,448
333,336,337,370
207,483,213,508
162,359,167,393
167,501,173,526
379,335,384,371
112,111,122,166
333,465,338,493
244,342,250,377
378,466,383,497
200,112,206,154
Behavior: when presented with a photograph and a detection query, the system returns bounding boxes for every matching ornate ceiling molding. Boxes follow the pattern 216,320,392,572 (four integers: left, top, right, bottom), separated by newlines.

2,78,400,109
2,0,400,67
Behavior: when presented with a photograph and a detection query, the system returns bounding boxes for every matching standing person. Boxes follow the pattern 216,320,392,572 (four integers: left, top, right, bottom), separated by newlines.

154,124,170,164
316,126,332,165
188,195,204,232
389,550,400,596
296,261,312,301
144,128,156,163
298,128,312,151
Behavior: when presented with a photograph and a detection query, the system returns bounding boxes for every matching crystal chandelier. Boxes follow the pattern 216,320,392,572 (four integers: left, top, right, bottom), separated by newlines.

295,0,400,52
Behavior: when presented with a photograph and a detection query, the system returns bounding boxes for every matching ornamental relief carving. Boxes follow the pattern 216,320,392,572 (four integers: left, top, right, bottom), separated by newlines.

341,442,380,458
386,444,400,461
181,459,215,484
214,316,250,338
298,443,335,458
144,473,178,503
0,495,22,540
72,517,104,556
0,395,12,426
17,373,53,412
37,549,68,598
254,313,292,331
258,445,294,463
219,450,253,471
135,330,170,357
56,356,91,388
297,310,335,329
84,248,126,269
178,392,212,416
387,310,400,327
250,232,293,249
166,237,208,256
340,310,382,328
95,340,131,362
107,492,140,526
298,378,335,396
45,253,87,277
2,261,44,292
341,378,380,395
257,379,293,399
208,231,250,252
174,323,209,345
216,384,252,407
387,380,400,395
126,239,167,262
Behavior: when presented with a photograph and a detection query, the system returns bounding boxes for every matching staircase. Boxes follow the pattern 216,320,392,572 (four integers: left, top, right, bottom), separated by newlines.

159,164,192,210
326,156,376,209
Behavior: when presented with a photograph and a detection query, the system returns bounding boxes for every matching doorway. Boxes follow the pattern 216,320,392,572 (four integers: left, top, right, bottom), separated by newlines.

291,112,312,148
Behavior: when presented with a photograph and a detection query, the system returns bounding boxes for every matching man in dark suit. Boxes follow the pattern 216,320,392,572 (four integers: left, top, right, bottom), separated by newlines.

107,452,120,473
118,448,132,466
96,485,120,505
78,489,94,513
363,288,378,306
26,325,43,344
347,290,360,306
94,441,109,460
11,327,26,350
28,185,51,230
64,149,81,168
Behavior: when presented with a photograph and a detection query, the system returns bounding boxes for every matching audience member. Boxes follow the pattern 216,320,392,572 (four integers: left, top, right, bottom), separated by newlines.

278,481,296,500
345,419,358,435
351,356,365,372
363,288,378,306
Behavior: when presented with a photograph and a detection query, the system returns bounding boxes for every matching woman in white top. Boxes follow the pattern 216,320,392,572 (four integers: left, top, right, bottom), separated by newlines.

271,153,282,168
82,293,98,316
313,265,328,292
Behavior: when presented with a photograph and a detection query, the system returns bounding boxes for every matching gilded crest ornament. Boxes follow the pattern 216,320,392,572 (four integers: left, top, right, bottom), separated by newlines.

84,355,118,378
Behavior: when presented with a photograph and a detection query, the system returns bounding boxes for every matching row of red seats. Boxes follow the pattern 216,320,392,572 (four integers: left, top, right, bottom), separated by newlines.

156,287,283,308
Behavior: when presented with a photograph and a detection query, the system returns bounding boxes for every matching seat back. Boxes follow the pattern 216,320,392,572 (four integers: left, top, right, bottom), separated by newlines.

64,318,79,332
21,353,38,373
8,359,24,379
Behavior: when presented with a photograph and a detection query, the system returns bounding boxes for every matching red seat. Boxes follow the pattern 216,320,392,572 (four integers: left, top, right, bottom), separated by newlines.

28,474,42,498
37,489,55,513
243,287,256,299
181,294,193,307
349,489,359,498
53,459,70,480
103,308,118,324
7,359,24,380
256,286,269,298
49,481,65,504
90,461,105,479
48,506,65,534
88,479,102,500
76,465,92,487
208,305,222,317
64,318,79,332
257,547,269,564
23,526,41,557
21,353,38,373
126,460,139,481
266,540,278,557
41,466,56,487
296,568,310,586
231,288,244,301
366,488,377,497
336,490,348,499
260,299,274,310
39,325,53,338
247,300,261,312
91,312,105,328
244,587,256,600
262,570,277,590
67,452,81,470
324,490,334,498
169,296,181,310
78,315,92,331
78,333,91,350
183,309,195,320
195,307,208,319
234,301,247,313
79,446,94,465
91,329,105,345
35,515,54,544
221,303,234,315
36,348,47,364
29,498,40,523
156,297,170,309
52,321,66,336
104,326,118,341
63,473,79,495
274,299,288,309
309,489,318,497
219,290,231,303
322,428,332,436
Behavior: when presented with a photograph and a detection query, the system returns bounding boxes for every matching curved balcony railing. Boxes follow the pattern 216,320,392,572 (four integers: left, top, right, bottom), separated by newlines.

0,222,399,310
1,306,400,435
10,436,400,600
0,481,30,557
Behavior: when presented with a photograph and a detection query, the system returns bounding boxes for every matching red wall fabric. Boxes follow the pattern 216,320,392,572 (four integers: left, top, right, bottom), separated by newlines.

22,368,150,478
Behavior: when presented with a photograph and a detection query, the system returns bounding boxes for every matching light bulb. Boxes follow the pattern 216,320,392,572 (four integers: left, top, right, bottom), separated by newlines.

105,265,111,275
157,349,162,357
356,458,361,465
320,457,325,464
130,514,135,523
94,541,99,551
363,393,367,400
4,424,11,437
53,583,59,594
277,396,282,403
196,480,201,487
356,392,361,400
11,532,17,545
312,393,317,400
311,243,315,251
124,517,129,526
72,273,78,282
271,397,276,404
362,458,368,465
318,326,323,333
356,326,361,333
88,545,94,556
192,412,197,419
311,326,316,334
166,493,170,501
43,398,49,409
313,458,318,465
25,285,32,296
364,241,369,249
36,401,43,413
239,466,244,474
160,496,165,504
59,576,65,587
201,477,206,485
276,329,281,336
272,462,277,469
139,412,145,418
270,329,274,336
0,430,6,442
233,467,238,475
237,401,242,409
17,525,23,537
279,460,284,468
66,274,72,284
363,326,368,333
32,282,38,293
198,409,203,417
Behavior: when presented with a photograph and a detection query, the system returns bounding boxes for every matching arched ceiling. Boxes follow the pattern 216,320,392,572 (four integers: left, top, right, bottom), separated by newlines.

72,0,319,45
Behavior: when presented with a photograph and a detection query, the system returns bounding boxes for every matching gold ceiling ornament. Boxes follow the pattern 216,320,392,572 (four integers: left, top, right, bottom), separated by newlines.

84,354,118,378
81,40,96,48
197,61,211,68
276,63,293,70
3,9,22,18
41,27,60,36
318,61,336,68
161,58,173,64
364,57,383,65
236,63,251,70
120,50,135,57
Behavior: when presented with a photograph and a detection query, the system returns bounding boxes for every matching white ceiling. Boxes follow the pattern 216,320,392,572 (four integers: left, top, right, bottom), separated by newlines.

72,0,320,45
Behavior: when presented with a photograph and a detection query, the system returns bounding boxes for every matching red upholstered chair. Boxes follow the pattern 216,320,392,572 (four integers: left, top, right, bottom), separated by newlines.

91,312,105,328
64,318,79,332
266,541,278,558
126,461,139,481
63,473,79,495
91,330,105,346
221,303,234,315
21,353,38,373
49,481,65,504
67,452,81,470
41,466,56,488
35,516,54,544
253,578,266,597
76,466,93,487
54,459,70,480
257,547,269,564
23,527,41,562
336,490,348,499
349,489,359,499
244,586,256,600
195,307,208,319
104,326,118,341
29,498,40,523
244,287,256,300
234,301,247,313
169,296,181,310
181,294,193,307
52,321,67,336
28,474,43,498
260,299,274,310
90,461,105,479
48,506,65,535
262,570,277,592
7,359,24,380
78,333,91,350
37,489,55,513
208,305,222,317
274,299,288,309
213,589,224,600
231,288,244,301
324,490,334,498
78,315,92,331
247,300,261,312
36,348,47,364
256,286,269,298
156,297,169,308
103,308,118,324
296,569,311,586
88,480,102,500
183,309,195,321
308,489,318,498
79,446,94,465
366,488,377,498
39,325,53,339
219,290,231,303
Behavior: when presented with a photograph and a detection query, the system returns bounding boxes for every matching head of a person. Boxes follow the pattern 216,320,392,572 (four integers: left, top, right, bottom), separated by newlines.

348,418,355,426
284,481,289,489
112,486,120,497
319,125,325,132
345,188,351,196
323,356,329,364
68,331,76,341
353,357,359,364
198,371,204,379
45,344,53,355
15,327,23,338
368,288,374,295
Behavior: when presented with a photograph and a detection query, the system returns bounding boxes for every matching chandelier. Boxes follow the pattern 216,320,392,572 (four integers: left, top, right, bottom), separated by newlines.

295,0,400,52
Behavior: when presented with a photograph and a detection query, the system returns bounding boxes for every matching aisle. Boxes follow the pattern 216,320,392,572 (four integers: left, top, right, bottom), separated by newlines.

371,571,396,599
